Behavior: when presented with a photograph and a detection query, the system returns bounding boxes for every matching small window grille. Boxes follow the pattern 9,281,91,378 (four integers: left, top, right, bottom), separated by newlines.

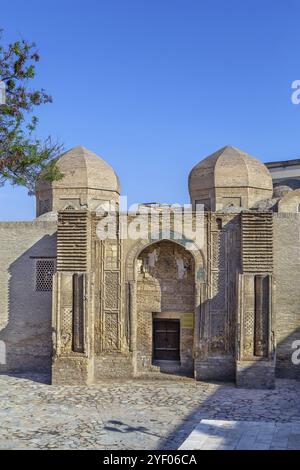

35,259,56,292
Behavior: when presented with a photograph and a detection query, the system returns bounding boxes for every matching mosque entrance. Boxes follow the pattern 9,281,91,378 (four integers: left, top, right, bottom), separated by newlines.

153,319,180,361
136,240,195,373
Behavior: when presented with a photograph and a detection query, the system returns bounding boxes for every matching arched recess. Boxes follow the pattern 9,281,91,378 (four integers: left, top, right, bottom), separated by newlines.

125,236,207,376
126,235,206,283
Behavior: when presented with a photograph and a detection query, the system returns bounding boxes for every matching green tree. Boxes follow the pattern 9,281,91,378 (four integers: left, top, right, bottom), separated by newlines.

0,29,63,194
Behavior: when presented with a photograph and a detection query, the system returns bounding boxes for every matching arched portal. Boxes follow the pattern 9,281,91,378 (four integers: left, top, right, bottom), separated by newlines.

135,240,196,375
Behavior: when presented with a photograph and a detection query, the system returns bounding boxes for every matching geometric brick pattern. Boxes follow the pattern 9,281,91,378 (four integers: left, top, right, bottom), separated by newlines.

241,212,273,273
35,259,55,292
57,210,88,272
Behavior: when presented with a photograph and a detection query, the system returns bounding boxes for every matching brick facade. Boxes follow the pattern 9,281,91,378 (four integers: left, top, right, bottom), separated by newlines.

1,145,300,388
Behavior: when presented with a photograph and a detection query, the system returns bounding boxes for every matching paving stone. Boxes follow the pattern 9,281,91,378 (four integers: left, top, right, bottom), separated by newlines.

0,374,300,449
180,419,300,450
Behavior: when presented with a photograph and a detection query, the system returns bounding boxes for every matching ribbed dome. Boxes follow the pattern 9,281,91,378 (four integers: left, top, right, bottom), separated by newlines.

36,146,120,216
189,145,272,191
36,146,120,193
188,146,273,211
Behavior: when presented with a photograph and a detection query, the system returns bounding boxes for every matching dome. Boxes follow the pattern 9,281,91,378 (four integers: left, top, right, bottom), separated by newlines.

36,146,120,193
36,146,120,216
188,146,273,211
273,185,293,198
278,188,300,213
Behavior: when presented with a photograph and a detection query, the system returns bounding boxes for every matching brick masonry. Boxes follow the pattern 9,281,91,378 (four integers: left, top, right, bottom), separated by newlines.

1,146,300,387
0,221,56,372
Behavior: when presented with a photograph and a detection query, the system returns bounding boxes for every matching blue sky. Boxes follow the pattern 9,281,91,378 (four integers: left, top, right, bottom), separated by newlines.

1,0,300,220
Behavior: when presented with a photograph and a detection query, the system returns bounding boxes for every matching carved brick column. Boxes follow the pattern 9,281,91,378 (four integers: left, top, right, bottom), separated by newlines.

129,280,137,374
236,212,275,389
72,273,85,353
129,281,137,352
254,274,269,357
101,239,122,352
194,282,208,357
193,282,201,355
52,210,93,385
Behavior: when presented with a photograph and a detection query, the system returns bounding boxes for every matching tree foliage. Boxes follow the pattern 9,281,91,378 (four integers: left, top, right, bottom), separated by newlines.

0,29,63,193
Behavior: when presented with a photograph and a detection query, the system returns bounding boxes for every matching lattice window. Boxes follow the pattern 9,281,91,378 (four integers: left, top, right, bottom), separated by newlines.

35,259,56,292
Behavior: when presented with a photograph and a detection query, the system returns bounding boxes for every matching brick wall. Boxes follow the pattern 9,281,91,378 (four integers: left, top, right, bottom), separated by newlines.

273,214,300,379
0,221,57,372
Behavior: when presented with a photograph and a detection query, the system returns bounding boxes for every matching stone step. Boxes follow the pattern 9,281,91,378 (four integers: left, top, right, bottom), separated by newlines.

136,371,194,381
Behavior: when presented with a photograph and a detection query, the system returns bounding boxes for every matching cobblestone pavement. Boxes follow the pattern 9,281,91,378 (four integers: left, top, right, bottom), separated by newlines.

0,374,300,450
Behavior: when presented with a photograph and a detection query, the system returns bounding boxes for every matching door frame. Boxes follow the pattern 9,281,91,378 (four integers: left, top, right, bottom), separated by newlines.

152,318,181,362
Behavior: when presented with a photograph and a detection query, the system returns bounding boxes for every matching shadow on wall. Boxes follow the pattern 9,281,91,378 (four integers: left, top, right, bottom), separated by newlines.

191,214,240,383
0,234,56,377
276,326,300,379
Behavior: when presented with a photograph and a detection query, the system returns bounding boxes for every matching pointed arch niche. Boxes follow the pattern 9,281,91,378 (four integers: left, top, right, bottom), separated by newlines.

125,237,207,376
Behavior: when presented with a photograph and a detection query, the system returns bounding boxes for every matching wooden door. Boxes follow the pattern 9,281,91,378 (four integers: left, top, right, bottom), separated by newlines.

153,319,180,361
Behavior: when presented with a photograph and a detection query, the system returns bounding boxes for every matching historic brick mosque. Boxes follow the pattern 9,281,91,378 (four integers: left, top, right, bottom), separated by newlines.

1,144,300,388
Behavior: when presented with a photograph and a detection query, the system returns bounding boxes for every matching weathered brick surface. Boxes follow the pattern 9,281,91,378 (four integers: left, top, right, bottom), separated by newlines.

136,241,195,374
195,356,235,382
2,146,300,389
0,221,57,373
52,356,93,385
94,353,134,379
236,360,276,389
273,214,300,380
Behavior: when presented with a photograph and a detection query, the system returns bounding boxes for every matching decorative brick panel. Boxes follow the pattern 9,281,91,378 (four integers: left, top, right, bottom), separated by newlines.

243,308,255,357
57,211,89,272
35,259,56,291
104,271,119,310
104,312,119,350
241,212,273,273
